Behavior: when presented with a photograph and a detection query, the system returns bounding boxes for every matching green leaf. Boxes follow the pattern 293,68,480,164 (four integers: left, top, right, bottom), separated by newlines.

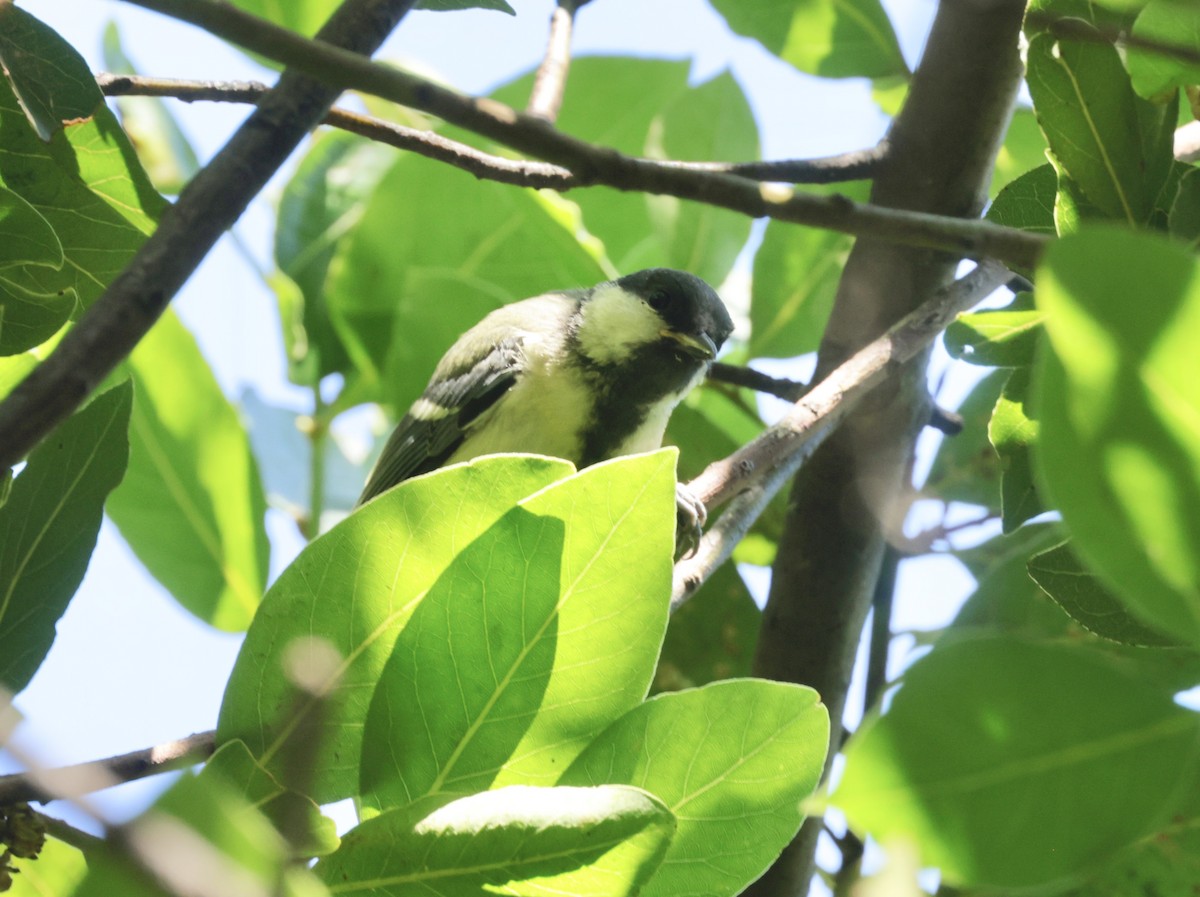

655,562,760,692
1028,541,1178,646
491,60,757,285
1126,1,1200,98
316,785,674,897
325,155,607,410
749,182,868,359
360,451,676,807
0,6,164,355
0,187,61,270
707,0,908,79
985,163,1057,237
416,0,515,12
1026,34,1173,225
0,352,37,402
666,385,764,483
101,22,201,195
75,772,325,897
4,835,87,897
989,366,1045,532
561,680,829,897
0,383,131,693
217,456,575,805
944,291,1044,368
923,370,1006,509
275,131,394,383
834,635,1200,888
990,108,1049,198
1034,228,1200,646
106,312,269,631
199,740,340,857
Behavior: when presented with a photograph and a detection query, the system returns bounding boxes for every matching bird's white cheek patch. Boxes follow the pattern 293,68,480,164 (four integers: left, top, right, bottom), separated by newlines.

576,285,662,364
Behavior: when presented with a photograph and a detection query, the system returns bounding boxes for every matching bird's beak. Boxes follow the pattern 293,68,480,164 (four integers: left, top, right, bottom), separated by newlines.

661,329,718,361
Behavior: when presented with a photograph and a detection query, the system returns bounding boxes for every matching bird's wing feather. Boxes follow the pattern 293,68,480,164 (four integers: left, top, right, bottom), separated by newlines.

357,338,524,504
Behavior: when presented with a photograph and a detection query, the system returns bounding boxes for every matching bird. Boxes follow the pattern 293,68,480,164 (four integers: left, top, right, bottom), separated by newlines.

357,268,734,537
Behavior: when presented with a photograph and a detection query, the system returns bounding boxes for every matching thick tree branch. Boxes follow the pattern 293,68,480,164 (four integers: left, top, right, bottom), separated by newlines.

0,0,416,470
0,732,215,806
672,260,1010,608
746,3,1027,894
526,0,577,122
95,73,882,188
117,0,1048,269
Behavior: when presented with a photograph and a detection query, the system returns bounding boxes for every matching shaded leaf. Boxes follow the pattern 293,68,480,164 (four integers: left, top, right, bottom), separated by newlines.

106,312,269,632
0,187,61,270
562,680,829,897
1028,541,1177,646
1168,167,1200,248
985,163,1057,237
944,291,1044,368
316,785,674,897
835,635,1200,888
990,108,1049,198
924,369,1006,509
1126,1,1200,98
217,456,574,805
708,0,908,78
1034,229,1200,647
0,383,131,692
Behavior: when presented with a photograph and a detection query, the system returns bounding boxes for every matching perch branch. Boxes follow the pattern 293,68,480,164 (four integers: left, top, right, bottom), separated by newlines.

117,0,1048,268
671,259,1011,609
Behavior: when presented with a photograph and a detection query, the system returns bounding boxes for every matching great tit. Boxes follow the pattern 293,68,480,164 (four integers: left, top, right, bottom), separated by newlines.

357,268,734,519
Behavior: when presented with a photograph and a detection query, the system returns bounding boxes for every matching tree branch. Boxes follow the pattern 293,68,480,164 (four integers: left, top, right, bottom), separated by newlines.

0,732,215,806
672,259,1011,608
526,0,577,122
116,0,1048,269
0,0,417,471
707,363,806,402
95,73,882,189
1026,11,1200,68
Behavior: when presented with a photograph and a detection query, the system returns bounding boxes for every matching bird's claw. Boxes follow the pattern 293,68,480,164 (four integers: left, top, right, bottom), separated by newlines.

675,482,707,559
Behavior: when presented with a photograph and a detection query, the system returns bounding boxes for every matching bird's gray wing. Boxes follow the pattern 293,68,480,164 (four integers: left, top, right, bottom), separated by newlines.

357,338,523,504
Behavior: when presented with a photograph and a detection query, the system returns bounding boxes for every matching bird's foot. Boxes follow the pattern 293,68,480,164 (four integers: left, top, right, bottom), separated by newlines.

675,482,707,559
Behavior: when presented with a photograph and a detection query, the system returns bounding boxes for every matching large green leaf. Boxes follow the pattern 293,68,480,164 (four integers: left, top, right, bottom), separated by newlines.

315,786,673,897
1034,229,1200,646
1126,1,1200,98
707,0,908,79
324,154,607,410
360,451,676,807
0,383,131,692
561,680,828,897
0,6,163,355
275,130,394,383
491,60,757,286
1026,34,1174,225
749,182,868,359
944,290,1044,367
217,456,574,805
834,635,1200,888
106,312,269,632
0,187,61,271
4,836,87,897
984,164,1057,237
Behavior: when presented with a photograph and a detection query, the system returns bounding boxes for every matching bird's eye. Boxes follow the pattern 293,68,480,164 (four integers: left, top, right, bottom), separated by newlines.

647,289,671,312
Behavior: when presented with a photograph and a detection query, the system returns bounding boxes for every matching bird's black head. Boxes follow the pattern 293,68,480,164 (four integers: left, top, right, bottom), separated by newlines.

574,268,734,371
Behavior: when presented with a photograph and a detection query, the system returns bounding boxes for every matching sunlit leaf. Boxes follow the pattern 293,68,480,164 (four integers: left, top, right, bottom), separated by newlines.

316,785,673,897
989,366,1045,532
562,680,828,897
945,291,1043,367
1126,1,1200,98
835,635,1200,888
106,312,269,631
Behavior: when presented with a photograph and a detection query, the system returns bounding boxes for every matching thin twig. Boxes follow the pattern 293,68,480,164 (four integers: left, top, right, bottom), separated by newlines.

0,732,215,806
0,0,416,471
33,809,105,852
96,72,884,188
115,0,1049,270
672,260,1011,608
526,0,576,122
707,363,806,401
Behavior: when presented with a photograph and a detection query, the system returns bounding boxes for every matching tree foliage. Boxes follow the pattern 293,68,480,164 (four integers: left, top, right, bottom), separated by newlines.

2,0,1200,895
